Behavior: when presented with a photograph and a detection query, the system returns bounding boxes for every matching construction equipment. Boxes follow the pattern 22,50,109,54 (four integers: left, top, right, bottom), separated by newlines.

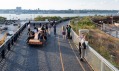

0,33,7,45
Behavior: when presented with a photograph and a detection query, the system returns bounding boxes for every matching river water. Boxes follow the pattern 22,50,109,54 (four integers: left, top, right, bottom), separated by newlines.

0,13,118,20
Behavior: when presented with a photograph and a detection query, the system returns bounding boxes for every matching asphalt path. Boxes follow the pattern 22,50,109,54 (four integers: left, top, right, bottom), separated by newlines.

0,21,93,71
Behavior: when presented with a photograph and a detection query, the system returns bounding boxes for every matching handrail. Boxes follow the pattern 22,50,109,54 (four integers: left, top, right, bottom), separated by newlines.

87,45,118,71
0,22,27,55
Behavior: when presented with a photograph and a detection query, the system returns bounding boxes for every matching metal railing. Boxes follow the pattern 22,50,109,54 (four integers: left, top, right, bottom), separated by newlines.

71,29,119,71
0,22,27,61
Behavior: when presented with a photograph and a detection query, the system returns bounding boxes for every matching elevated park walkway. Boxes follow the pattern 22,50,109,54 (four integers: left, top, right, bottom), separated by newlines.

0,20,118,71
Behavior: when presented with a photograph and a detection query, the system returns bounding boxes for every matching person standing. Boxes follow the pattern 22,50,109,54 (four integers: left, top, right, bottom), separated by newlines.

66,25,69,38
41,25,45,30
67,25,71,39
62,26,66,39
27,23,30,30
45,24,48,33
39,23,42,28
80,33,87,61
53,24,56,36
33,26,38,33
78,33,83,55
48,23,52,35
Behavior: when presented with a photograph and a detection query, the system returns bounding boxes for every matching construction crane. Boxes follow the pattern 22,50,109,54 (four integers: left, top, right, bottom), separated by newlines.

0,33,7,46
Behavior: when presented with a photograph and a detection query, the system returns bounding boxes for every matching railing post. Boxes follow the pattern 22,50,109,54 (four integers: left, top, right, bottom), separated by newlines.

2,50,5,58
8,43,11,51
15,35,17,41
101,60,104,71
16,34,18,40
116,31,118,38
12,39,14,45
14,37,16,42
19,31,20,36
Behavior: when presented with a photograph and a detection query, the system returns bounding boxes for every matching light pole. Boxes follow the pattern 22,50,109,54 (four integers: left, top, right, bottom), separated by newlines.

9,15,11,20
110,16,113,24
30,15,32,20
34,14,35,20
16,17,17,20
13,17,14,20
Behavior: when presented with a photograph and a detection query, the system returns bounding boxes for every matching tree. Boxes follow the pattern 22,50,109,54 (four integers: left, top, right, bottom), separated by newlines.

0,16,6,24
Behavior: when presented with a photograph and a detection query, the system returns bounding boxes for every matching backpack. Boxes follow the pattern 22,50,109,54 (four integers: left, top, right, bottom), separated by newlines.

70,35,72,39
82,42,86,49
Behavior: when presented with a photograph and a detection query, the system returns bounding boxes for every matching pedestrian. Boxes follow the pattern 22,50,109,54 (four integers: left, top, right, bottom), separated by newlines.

62,26,66,39
41,25,45,33
39,23,42,27
26,30,35,43
67,25,71,39
33,26,38,33
33,23,35,27
66,25,69,38
80,33,87,61
27,23,30,32
48,23,52,35
45,24,48,33
53,24,56,36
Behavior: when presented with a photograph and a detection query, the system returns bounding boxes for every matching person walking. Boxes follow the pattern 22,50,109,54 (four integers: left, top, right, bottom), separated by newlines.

80,33,87,61
62,26,66,39
53,24,56,36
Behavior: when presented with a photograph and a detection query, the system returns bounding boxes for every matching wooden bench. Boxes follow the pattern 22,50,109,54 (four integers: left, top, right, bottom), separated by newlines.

28,32,43,45
28,39,43,45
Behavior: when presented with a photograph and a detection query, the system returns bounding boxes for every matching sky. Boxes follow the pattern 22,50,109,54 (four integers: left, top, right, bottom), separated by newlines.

0,0,119,10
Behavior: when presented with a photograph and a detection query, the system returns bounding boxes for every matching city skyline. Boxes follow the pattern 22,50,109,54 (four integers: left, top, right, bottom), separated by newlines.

0,0,119,10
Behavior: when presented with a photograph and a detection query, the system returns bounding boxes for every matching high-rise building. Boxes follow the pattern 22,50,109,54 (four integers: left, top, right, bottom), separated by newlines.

16,7,22,15
16,7,21,10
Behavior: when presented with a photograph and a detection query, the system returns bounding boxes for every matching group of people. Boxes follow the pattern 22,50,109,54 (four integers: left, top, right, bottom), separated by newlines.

26,21,57,43
62,25,71,39
26,23,48,43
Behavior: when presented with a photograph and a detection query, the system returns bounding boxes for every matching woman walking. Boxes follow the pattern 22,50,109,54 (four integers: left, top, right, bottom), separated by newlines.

80,33,87,61
62,26,66,39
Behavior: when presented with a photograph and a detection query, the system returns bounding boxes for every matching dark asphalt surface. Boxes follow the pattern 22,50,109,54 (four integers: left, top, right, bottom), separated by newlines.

0,21,93,71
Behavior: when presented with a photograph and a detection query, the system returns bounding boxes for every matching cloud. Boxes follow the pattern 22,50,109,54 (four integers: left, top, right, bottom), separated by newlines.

114,0,119,2
100,1,107,5
0,0,119,10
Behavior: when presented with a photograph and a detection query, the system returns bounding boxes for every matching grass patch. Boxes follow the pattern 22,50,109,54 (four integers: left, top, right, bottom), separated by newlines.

34,16,62,21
